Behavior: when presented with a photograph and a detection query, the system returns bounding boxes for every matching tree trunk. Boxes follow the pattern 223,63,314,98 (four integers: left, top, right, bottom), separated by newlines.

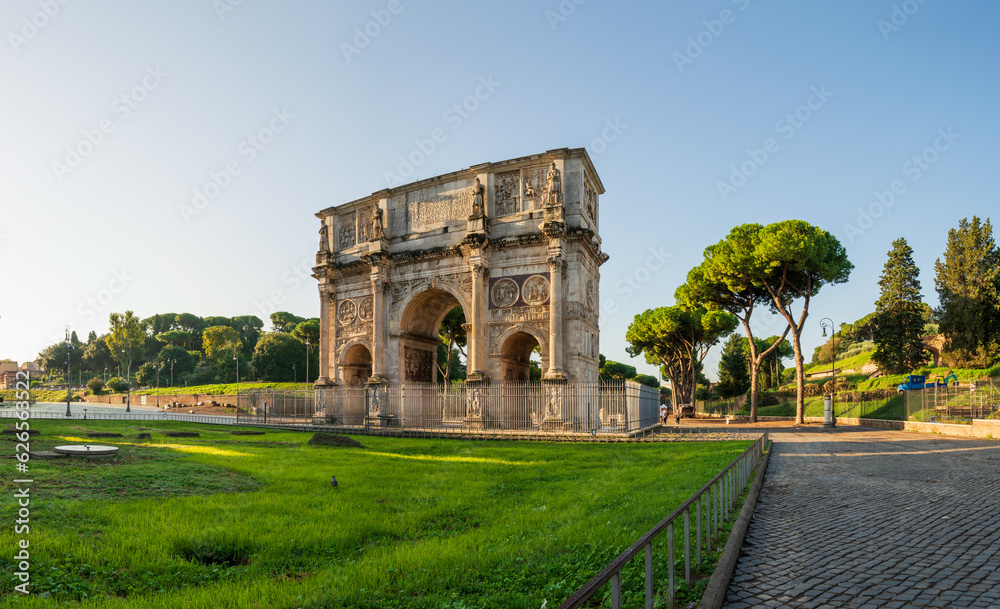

791,327,806,424
749,359,760,422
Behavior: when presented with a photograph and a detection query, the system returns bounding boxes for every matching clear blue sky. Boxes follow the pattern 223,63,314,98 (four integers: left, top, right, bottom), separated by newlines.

2,1,997,380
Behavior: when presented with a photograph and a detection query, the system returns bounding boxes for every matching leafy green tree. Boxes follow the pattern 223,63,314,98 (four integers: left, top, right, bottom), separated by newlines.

292,319,321,344
437,343,467,384
107,311,146,388
871,238,927,374
676,223,791,420
231,315,264,354
143,313,177,336
136,362,160,387
174,313,206,350
625,306,737,407
203,326,242,381
106,376,129,393
753,220,853,423
599,359,637,382
86,377,105,395
82,333,115,376
716,334,751,399
758,335,792,389
271,312,305,333
290,319,321,383
934,217,1000,367
203,326,242,361
251,332,306,382
155,330,193,348
203,316,231,329
632,374,660,389
36,340,82,378
435,307,467,386
156,345,196,383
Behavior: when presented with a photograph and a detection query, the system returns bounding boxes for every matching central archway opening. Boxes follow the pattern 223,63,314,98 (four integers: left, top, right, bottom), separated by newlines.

398,288,467,385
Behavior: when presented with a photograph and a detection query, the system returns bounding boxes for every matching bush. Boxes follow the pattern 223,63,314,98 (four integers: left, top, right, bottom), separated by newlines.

106,376,129,393
86,377,105,395
803,383,824,397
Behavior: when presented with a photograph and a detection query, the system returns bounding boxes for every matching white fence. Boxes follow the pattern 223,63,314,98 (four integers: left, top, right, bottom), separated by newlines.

237,380,660,437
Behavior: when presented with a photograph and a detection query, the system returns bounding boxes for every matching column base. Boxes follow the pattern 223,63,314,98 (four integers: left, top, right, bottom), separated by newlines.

366,375,390,386
462,415,488,431
313,377,336,387
466,371,490,384
542,369,566,381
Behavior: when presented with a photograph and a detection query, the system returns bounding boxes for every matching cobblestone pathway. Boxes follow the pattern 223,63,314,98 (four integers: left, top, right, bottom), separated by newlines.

725,426,1000,609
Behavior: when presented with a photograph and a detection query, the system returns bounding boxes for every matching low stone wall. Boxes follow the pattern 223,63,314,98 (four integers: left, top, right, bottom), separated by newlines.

83,393,237,408
754,415,1000,440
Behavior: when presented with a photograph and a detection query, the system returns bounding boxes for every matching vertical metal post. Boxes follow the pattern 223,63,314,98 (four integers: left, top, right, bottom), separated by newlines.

707,489,712,552
684,509,691,584
645,542,653,609
696,496,702,566
667,522,675,609
611,571,621,609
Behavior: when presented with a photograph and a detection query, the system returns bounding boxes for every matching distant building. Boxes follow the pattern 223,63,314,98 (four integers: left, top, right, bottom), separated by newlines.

0,361,44,389
20,362,43,376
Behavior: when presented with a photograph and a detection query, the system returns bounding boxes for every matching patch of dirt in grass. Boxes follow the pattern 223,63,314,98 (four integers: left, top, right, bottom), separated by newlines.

307,433,365,448
211,439,299,447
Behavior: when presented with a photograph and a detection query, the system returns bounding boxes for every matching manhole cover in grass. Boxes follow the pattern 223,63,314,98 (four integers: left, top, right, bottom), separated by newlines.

54,445,119,458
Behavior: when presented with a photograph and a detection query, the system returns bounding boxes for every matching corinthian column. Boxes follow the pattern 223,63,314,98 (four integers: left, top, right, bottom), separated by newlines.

466,262,490,382
544,252,566,381
316,281,333,385
369,272,389,383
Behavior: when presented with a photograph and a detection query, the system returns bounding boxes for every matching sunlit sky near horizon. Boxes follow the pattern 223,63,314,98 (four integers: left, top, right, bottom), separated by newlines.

1,1,998,381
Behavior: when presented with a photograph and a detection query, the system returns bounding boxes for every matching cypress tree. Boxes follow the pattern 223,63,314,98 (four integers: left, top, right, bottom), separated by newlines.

716,334,751,399
871,238,927,374
933,217,1000,367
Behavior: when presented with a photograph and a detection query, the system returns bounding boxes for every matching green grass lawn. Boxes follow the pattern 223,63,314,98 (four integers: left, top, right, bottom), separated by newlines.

1,421,750,608
756,394,906,420
0,389,85,403
802,349,873,376
134,382,313,396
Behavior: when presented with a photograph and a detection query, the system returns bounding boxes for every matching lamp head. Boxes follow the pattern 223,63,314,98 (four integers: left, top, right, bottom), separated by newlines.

822,327,827,338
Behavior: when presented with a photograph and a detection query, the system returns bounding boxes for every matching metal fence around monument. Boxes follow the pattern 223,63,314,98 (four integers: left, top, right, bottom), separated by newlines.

235,380,660,437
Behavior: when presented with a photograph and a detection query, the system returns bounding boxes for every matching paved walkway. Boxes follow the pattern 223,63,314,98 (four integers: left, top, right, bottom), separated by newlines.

725,426,1000,609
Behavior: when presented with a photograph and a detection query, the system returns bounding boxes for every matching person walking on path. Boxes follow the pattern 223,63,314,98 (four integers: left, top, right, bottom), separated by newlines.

659,404,668,425
675,408,681,425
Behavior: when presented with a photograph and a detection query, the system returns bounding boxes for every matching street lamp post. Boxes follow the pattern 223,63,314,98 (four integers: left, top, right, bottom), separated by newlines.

155,362,160,388
64,326,73,418
233,349,240,411
305,338,311,386
820,318,837,428
122,348,132,413
104,366,108,382
293,363,297,384
170,359,175,387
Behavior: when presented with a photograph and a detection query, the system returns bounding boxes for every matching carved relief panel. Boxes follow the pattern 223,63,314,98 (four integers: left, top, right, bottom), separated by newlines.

488,274,550,309
404,346,434,382
494,170,520,216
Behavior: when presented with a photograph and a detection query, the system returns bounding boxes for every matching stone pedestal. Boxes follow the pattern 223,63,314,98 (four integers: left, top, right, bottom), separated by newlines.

539,417,572,432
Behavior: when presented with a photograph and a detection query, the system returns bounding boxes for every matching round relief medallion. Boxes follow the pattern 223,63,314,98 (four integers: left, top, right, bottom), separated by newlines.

358,296,373,321
338,299,357,324
491,278,520,308
521,275,550,305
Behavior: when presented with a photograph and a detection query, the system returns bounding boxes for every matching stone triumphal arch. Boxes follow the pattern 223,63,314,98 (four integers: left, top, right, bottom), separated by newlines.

312,148,608,389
